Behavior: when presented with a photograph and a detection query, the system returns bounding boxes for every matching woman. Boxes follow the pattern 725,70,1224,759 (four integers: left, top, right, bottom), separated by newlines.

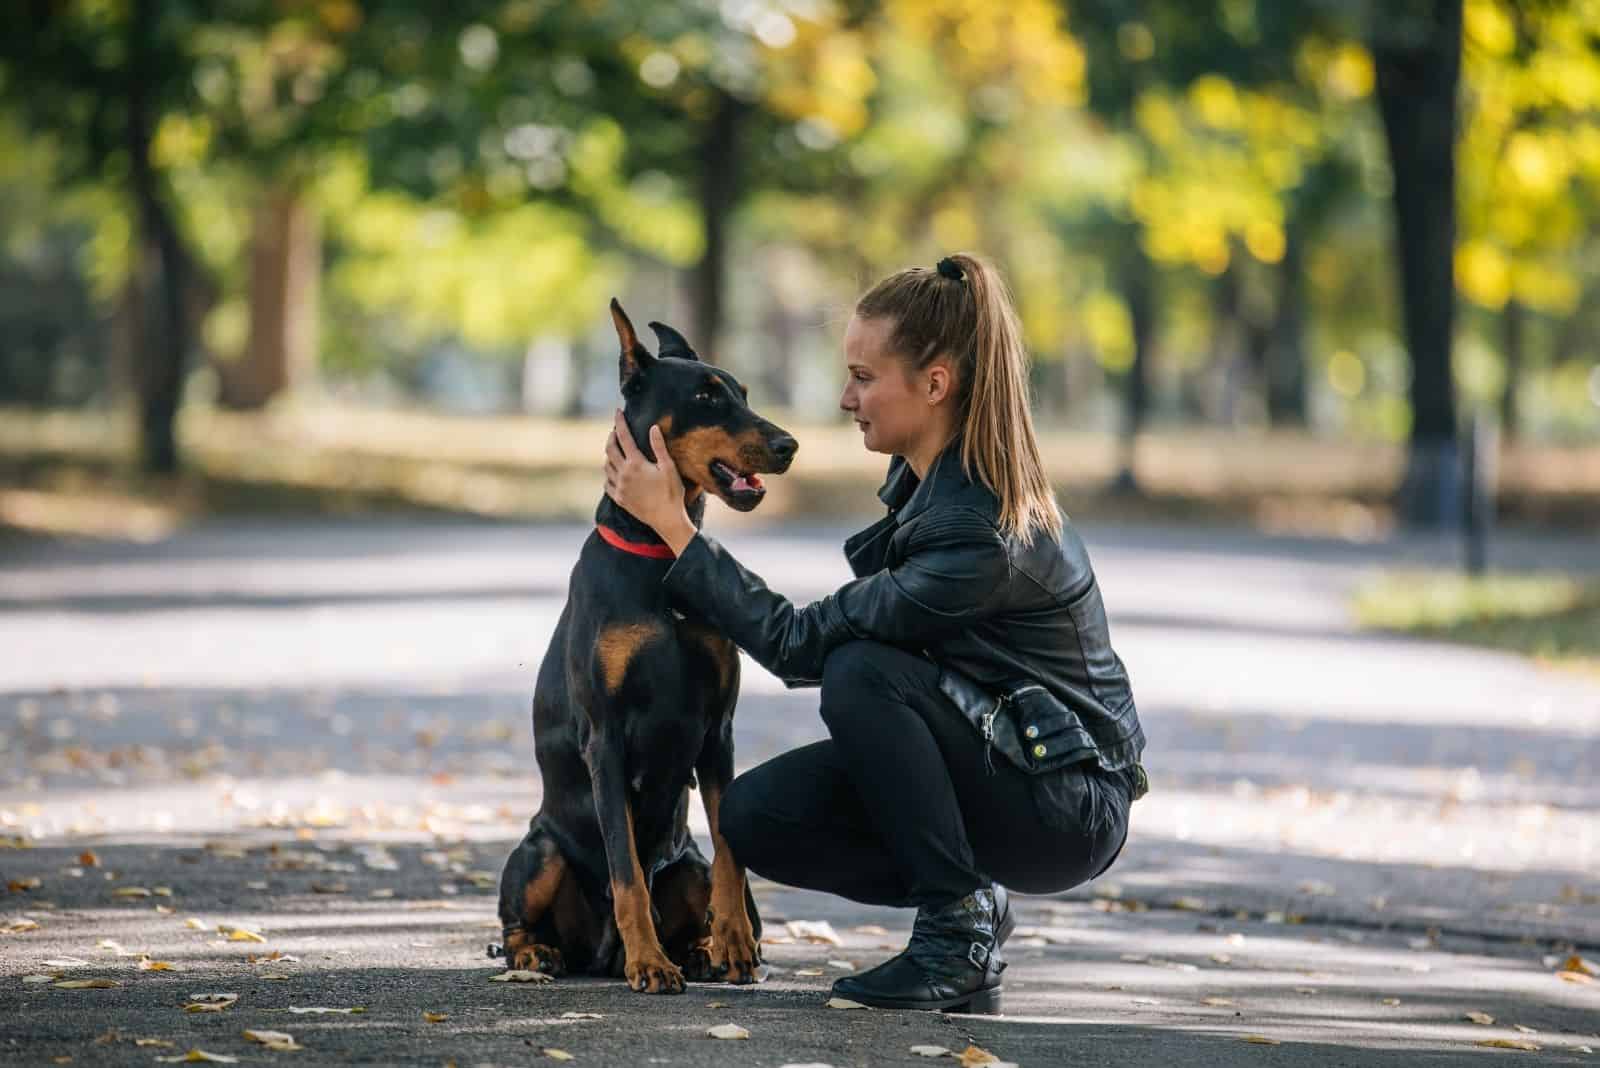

604,253,1147,1014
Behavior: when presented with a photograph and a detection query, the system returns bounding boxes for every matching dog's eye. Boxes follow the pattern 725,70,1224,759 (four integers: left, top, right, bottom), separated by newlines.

695,389,721,407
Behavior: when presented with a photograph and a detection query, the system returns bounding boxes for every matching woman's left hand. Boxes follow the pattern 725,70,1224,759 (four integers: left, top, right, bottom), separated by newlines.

605,409,692,543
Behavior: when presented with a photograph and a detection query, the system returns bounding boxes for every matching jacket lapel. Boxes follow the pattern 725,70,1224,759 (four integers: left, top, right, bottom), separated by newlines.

842,444,964,578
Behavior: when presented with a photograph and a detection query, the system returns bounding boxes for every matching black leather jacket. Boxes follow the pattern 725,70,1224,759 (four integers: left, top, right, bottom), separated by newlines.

661,441,1146,775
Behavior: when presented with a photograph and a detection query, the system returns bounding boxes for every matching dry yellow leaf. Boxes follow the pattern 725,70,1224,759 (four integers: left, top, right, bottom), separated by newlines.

423,1012,448,1023
1242,1035,1282,1045
1475,1038,1540,1051
1464,1011,1495,1025
221,926,266,943
560,1012,603,1020
545,1051,574,1062
1558,970,1594,985
794,969,824,977
53,978,120,989
785,920,843,945
154,1051,238,1064
707,1024,749,1040
1202,997,1236,1007
1381,997,1402,1006
139,959,176,972
243,1030,301,1052
112,887,152,898
79,851,99,867
8,877,41,891
3,918,41,933
911,1046,951,1057
134,1039,175,1048
287,1006,365,1014
956,1046,1001,1067
488,969,550,983
183,918,207,930
1558,954,1597,977
824,997,867,1010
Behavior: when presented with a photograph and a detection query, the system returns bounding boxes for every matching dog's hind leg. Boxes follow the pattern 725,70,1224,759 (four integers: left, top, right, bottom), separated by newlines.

495,826,570,977
652,846,716,981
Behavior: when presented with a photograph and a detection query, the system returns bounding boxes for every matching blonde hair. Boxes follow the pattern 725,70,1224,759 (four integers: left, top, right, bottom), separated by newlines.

856,252,1063,545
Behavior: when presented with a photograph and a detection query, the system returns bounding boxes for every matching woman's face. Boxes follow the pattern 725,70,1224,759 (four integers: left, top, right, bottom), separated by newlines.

841,314,944,457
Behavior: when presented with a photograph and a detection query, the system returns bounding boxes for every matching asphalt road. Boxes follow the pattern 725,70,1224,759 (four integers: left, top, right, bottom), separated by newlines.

1,515,1597,1065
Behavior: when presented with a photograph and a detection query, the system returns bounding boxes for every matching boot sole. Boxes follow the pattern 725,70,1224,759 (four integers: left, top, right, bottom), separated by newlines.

833,984,1003,1015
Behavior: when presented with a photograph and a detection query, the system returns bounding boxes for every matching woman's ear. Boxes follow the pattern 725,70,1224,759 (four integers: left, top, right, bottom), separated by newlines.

924,362,952,405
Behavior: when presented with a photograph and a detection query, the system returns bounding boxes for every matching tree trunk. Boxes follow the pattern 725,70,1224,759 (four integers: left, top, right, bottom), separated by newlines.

222,185,320,409
1115,239,1156,491
126,0,188,474
1499,297,1523,438
692,90,747,365
1265,226,1308,426
1374,0,1464,526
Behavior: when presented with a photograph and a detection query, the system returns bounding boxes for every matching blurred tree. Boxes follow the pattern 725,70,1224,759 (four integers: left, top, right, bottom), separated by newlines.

1,0,203,471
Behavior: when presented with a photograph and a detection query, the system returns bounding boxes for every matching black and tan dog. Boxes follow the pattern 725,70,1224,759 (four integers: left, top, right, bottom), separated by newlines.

495,299,797,993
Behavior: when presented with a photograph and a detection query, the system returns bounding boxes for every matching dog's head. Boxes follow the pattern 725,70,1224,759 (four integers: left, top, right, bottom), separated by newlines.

609,298,797,513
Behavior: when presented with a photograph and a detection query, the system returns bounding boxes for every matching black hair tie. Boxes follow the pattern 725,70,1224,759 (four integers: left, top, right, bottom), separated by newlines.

936,257,965,282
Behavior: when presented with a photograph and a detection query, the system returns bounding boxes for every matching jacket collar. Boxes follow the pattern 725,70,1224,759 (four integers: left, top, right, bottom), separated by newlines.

875,438,965,522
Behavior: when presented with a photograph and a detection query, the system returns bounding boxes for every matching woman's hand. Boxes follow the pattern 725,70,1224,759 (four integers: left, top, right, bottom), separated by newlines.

604,410,698,555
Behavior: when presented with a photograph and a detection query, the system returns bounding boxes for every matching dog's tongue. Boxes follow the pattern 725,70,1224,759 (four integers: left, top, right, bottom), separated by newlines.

731,473,764,493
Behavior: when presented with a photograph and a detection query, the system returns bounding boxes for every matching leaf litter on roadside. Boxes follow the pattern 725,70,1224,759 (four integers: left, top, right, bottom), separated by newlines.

243,1029,302,1052
183,993,239,1013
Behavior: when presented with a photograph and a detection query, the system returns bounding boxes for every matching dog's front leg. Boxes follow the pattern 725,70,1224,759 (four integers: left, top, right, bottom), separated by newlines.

588,731,684,994
698,726,763,984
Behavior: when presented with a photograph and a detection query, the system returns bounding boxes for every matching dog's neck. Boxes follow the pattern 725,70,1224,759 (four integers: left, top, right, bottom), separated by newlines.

594,491,706,550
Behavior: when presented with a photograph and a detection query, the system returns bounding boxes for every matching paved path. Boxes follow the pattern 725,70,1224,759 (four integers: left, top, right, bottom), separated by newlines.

1,517,1597,1065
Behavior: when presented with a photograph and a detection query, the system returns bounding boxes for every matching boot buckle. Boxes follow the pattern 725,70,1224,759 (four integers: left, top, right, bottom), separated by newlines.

967,941,990,969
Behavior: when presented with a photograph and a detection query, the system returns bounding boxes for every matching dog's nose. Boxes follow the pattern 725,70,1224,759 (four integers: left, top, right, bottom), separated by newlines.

770,435,799,463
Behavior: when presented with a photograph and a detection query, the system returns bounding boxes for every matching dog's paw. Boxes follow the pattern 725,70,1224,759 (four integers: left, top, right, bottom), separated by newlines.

625,949,685,994
680,938,719,983
709,916,763,985
511,944,566,977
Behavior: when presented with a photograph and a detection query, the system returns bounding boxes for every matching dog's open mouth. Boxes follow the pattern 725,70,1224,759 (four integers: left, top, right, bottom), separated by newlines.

710,459,766,503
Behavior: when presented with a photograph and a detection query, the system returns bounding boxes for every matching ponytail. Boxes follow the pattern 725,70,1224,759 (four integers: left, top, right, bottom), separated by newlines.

856,253,1063,544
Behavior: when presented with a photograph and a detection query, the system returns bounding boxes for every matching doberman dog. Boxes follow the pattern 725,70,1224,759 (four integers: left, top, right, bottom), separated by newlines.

494,299,797,994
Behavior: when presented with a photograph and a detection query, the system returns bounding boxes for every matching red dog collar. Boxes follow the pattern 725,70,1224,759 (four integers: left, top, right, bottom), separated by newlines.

596,524,676,559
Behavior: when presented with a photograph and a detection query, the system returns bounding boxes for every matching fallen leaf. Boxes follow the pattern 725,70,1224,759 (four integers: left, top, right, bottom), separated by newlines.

53,978,120,989
1242,1035,1282,1046
1558,954,1597,977
219,926,266,943
2,918,40,933
1202,997,1236,1007
1381,997,1402,1006
154,1051,239,1064
956,1046,1001,1067
183,918,207,930
852,925,889,936
911,1046,951,1057
112,887,152,898
43,957,88,968
243,1030,302,1052
707,1024,749,1040
139,959,177,972
785,920,843,945
1172,896,1206,911
8,877,41,891
153,887,173,898
794,969,824,977
1558,971,1594,985
79,851,99,867
489,969,551,983
1465,1011,1495,1025
825,997,867,1010
560,1012,603,1020
1475,1038,1540,1052
287,1005,365,1014
1514,1025,1539,1034
183,992,239,1013
423,1012,448,1023
826,960,854,971
705,1001,726,1009
22,974,56,984
134,1039,175,1048
545,1051,574,1061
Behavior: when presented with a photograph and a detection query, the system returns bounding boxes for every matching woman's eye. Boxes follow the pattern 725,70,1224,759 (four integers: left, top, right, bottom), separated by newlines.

852,373,870,383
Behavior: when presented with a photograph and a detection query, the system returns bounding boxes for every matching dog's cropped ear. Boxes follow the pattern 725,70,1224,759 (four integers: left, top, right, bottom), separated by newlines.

610,298,656,390
647,321,699,362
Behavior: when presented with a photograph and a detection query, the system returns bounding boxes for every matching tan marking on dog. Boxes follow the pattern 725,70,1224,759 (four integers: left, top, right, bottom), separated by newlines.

681,622,737,696
671,426,753,501
700,781,761,982
597,622,665,695
612,803,683,992
520,850,567,926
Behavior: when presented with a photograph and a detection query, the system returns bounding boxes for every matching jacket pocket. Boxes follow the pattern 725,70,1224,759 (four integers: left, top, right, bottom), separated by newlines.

1008,683,1097,773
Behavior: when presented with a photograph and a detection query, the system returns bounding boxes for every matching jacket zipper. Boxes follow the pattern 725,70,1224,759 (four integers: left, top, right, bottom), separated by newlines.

981,696,1004,776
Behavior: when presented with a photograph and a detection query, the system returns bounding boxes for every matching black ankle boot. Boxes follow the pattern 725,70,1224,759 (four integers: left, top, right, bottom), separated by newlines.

993,882,1014,947
830,888,1004,1013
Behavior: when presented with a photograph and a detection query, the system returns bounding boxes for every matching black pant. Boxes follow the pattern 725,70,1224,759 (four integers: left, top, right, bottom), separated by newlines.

720,640,1132,909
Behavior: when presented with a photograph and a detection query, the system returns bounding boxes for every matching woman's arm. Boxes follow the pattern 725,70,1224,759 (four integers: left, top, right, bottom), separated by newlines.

662,508,1011,685
603,412,1011,683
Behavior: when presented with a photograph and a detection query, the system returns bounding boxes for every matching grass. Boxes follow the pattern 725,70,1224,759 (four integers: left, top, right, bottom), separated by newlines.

1354,572,1600,674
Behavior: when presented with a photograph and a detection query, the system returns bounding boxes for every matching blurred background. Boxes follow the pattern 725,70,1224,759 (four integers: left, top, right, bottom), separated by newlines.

0,0,1596,538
